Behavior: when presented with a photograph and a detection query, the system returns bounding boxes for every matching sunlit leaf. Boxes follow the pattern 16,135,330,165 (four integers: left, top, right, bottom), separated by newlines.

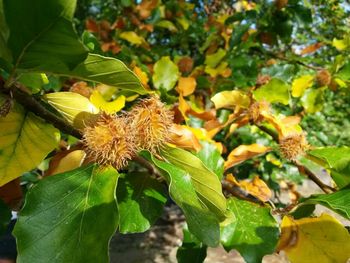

176,77,196,96
221,197,279,263
204,48,226,68
253,78,290,105
90,90,125,114
152,56,179,91
45,92,98,129
169,124,202,152
119,31,146,46
225,144,271,170
0,97,59,186
46,150,86,176
278,214,350,263
14,165,119,263
292,75,314,97
301,87,325,113
211,90,250,109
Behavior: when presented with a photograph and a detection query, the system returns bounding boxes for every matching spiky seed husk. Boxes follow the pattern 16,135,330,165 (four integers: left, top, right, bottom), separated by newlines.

82,113,135,170
279,133,309,161
129,96,173,153
248,101,270,123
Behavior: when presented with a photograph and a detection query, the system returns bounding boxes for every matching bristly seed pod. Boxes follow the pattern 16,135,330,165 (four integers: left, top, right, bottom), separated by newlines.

82,112,136,170
279,133,309,161
316,69,331,87
128,96,173,153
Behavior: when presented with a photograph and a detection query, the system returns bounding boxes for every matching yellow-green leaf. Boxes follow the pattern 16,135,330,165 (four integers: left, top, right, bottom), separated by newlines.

45,92,99,129
332,38,349,51
119,31,146,46
0,99,59,186
204,48,226,68
278,213,350,263
90,90,125,114
292,75,314,97
211,90,250,109
152,56,179,91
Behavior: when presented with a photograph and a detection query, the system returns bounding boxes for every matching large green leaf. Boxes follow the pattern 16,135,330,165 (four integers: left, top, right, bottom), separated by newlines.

142,150,224,247
4,0,88,71
253,78,290,105
176,224,207,263
116,172,167,233
160,146,227,219
55,54,147,94
308,146,350,188
196,141,224,179
221,197,279,263
14,164,119,263
0,96,59,186
298,187,350,220
152,56,179,91
301,88,325,113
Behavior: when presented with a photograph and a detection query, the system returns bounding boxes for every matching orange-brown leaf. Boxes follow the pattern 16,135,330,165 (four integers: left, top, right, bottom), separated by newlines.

300,42,323,55
176,77,197,96
225,144,271,170
168,124,202,152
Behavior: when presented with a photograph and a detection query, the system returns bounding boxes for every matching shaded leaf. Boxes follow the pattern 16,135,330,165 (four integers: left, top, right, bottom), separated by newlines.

152,56,179,91
117,172,167,233
221,197,279,263
0,198,11,235
176,224,207,263
4,0,88,71
278,214,350,263
253,78,290,105
14,164,119,263
301,88,324,113
0,98,59,186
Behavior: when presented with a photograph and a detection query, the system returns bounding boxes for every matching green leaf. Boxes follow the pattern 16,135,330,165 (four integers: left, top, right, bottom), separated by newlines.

54,54,147,94
152,56,179,91
4,0,88,71
0,97,59,186
142,150,225,247
117,172,167,233
308,146,350,188
196,141,224,179
18,73,48,94
14,164,119,263
253,78,290,105
0,198,11,235
301,88,325,113
160,146,227,219
298,187,350,219
221,197,279,263
176,224,207,263
204,48,226,68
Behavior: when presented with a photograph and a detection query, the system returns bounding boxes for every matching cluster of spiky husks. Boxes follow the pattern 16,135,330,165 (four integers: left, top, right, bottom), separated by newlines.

279,133,309,161
247,101,270,123
83,113,136,170
82,96,173,170
128,96,174,153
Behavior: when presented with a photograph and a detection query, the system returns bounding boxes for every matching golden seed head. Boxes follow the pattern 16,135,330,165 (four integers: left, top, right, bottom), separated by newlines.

82,112,135,170
248,101,270,123
129,96,173,153
279,133,309,161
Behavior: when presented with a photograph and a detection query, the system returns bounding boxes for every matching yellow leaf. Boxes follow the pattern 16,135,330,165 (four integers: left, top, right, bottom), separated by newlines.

168,124,202,152
334,78,347,88
211,90,250,109
225,144,271,170
46,150,86,176
133,66,149,87
332,38,348,51
45,92,98,129
176,77,196,96
278,214,350,263
292,75,314,97
90,90,125,114
226,174,272,202
0,99,59,186
120,31,146,46
205,62,231,78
